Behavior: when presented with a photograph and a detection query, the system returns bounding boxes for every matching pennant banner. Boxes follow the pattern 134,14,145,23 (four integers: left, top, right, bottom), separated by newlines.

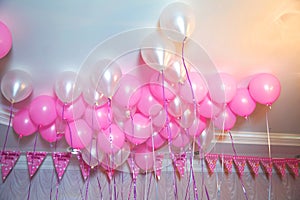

1,151,20,182
273,159,286,177
233,156,247,177
52,152,71,181
260,158,273,177
222,155,233,174
247,157,260,176
77,154,90,181
26,152,47,178
173,153,186,178
286,159,299,177
205,154,218,175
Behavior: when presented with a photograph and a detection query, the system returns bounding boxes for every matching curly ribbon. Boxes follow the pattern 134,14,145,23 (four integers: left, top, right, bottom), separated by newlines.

127,178,133,200
228,131,248,200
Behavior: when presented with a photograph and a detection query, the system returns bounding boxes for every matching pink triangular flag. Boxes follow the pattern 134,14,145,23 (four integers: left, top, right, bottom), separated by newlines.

173,153,186,178
1,151,20,182
127,156,140,180
247,157,260,176
26,152,47,178
273,159,286,177
205,154,218,175
77,154,90,180
52,152,71,181
260,158,273,177
221,155,233,174
233,156,246,176
286,159,299,177
154,154,164,180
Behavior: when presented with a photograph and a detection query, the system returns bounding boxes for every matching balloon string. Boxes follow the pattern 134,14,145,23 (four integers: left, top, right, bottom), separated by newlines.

50,140,58,199
133,178,137,200
96,175,103,200
228,131,248,200
127,178,133,200
161,71,178,200
181,36,197,115
266,110,272,200
200,149,205,200
184,167,191,200
204,185,210,200
147,173,152,200
113,174,117,200
1,103,14,154
26,132,39,200
190,153,199,200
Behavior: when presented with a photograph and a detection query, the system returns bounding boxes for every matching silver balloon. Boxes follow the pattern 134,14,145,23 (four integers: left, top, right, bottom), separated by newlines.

1,69,33,103
159,2,196,42
140,31,176,71
54,71,82,104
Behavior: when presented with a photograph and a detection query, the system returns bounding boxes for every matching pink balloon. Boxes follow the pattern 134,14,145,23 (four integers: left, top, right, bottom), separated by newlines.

124,113,152,145
229,88,256,117
97,124,125,154
187,116,206,137
172,132,190,148
149,72,177,102
113,74,142,109
56,96,86,121
133,144,154,171
0,21,12,59
213,107,237,131
151,108,167,128
208,73,237,104
249,73,281,106
39,121,63,143
64,119,93,149
159,120,180,140
146,131,166,150
137,85,163,117
197,96,222,119
179,72,208,104
84,104,110,131
13,109,38,137
176,104,196,129
29,95,57,127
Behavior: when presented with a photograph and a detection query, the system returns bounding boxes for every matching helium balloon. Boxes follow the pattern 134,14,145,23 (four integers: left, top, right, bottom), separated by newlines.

248,73,281,106
1,69,33,103
84,104,110,131
29,95,57,127
93,60,122,98
54,71,82,104
82,83,108,107
81,139,104,167
164,58,189,84
208,73,237,104
39,121,63,143
140,31,176,71
213,106,237,131
229,88,256,117
64,119,93,149
56,96,86,121
113,74,142,109
133,144,154,171
13,109,37,137
0,21,12,59
179,72,208,104
159,2,196,42
97,124,125,154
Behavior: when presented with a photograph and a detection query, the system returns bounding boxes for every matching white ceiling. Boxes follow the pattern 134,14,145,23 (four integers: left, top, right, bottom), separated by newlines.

0,0,299,141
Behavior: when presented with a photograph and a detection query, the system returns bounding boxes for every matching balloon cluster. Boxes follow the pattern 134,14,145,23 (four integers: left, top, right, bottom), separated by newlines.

0,3,281,173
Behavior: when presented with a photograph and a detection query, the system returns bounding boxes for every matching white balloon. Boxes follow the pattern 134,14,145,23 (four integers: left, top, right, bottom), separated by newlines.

160,2,196,42
140,31,176,71
1,69,33,103
54,71,82,104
